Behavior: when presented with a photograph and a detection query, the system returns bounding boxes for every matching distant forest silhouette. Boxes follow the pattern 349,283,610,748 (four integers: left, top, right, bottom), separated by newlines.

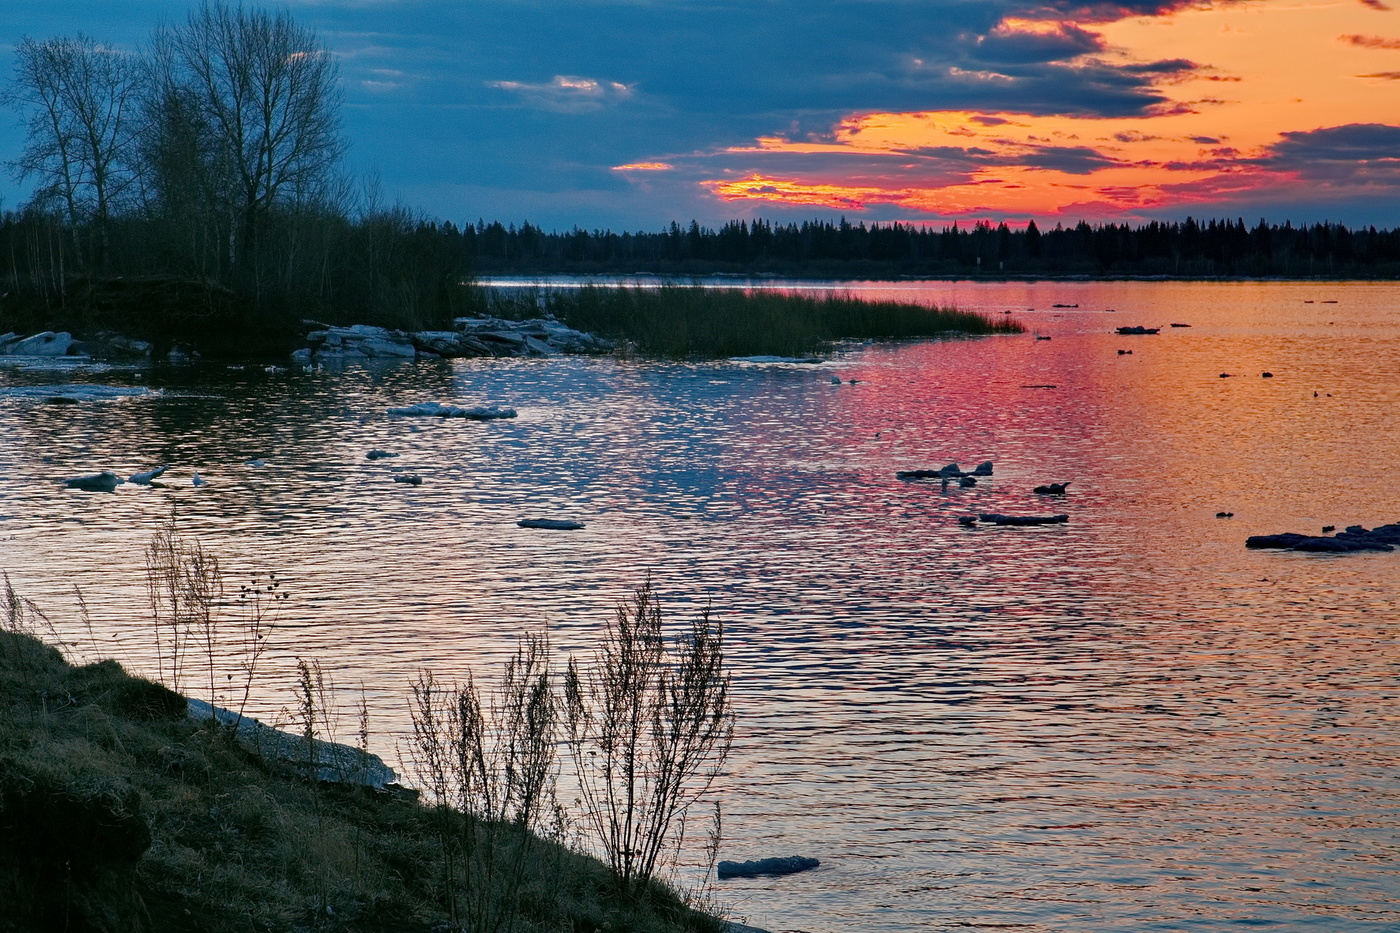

463,217,1400,279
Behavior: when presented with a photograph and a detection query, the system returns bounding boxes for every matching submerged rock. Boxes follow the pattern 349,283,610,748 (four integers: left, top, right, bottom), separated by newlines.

518,518,584,530
393,474,422,486
64,471,123,492
1034,482,1070,495
366,449,398,460
717,856,820,879
1246,523,1400,553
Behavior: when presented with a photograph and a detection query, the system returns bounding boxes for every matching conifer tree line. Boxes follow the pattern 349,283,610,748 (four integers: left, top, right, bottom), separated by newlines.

3,3,1395,357
1,2,467,352
461,216,1400,278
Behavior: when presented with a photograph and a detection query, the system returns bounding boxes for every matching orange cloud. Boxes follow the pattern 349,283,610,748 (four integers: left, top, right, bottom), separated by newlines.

680,0,1400,221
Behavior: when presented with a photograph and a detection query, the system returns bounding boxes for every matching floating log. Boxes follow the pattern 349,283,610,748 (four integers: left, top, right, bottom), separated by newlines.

978,513,1068,526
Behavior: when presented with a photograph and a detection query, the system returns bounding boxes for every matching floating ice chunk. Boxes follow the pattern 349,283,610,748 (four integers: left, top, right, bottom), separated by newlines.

128,465,168,484
387,401,517,420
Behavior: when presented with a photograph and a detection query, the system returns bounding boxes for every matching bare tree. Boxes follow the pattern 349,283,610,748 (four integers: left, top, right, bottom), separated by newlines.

3,34,143,261
150,0,344,267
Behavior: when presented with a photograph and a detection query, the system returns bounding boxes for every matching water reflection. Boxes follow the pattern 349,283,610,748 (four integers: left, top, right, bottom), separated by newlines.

1,281,1397,932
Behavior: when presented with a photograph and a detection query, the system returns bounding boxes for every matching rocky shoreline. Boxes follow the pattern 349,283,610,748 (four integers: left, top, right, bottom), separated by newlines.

0,315,613,364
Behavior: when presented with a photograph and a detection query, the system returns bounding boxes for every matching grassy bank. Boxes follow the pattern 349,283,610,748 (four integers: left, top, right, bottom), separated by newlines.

0,619,723,932
487,284,1022,359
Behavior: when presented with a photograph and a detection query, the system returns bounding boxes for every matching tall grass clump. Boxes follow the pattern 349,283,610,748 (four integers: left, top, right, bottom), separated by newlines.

505,283,1022,358
0,572,727,932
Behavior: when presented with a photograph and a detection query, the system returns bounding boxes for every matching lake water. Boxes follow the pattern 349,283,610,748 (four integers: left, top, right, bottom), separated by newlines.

1,280,1397,932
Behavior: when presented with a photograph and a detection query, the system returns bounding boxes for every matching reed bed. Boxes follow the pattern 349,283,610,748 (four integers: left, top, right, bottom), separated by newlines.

485,284,1022,358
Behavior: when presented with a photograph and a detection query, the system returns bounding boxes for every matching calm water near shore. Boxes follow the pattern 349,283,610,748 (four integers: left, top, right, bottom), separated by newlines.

2,280,1397,932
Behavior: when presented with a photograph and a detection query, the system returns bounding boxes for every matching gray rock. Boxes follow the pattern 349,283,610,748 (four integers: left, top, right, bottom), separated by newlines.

187,698,397,788
9,331,75,356
358,335,417,358
717,856,820,879
971,461,994,476
393,474,422,485
366,449,398,460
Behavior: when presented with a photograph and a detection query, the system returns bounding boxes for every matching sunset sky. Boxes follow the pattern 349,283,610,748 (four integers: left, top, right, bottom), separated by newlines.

1,0,1397,230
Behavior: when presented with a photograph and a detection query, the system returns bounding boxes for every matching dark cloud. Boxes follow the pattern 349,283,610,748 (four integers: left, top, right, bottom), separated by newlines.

1021,145,1123,173
1025,0,1208,24
1357,0,1392,10
968,20,1105,64
1358,71,1400,79
1340,33,1400,48
1122,58,1198,75
1268,123,1400,162
1262,123,1400,185
4,0,1372,230
1191,136,1222,144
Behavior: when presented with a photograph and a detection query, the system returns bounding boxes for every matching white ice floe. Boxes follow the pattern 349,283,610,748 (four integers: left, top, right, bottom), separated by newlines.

2,384,158,402
386,402,517,420
729,355,824,364
128,465,168,484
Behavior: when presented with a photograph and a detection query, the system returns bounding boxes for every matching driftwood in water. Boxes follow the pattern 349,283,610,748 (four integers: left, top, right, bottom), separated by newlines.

978,513,1069,526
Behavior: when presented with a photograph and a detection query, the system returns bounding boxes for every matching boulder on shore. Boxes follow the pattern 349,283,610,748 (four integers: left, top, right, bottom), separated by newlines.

3,331,78,356
297,317,610,363
187,698,397,788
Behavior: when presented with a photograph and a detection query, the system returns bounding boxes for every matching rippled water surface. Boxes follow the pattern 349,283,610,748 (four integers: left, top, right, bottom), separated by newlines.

2,280,1397,931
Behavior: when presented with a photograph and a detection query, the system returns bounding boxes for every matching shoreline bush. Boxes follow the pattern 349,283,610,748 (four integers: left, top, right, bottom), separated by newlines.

0,563,732,933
